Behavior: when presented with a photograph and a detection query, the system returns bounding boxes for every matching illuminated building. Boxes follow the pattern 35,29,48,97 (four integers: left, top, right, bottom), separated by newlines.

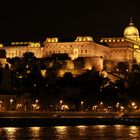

101,19,140,70
0,19,140,71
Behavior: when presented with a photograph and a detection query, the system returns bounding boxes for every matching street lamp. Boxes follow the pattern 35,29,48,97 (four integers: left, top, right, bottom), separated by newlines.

10,99,13,111
59,100,63,110
131,102,136,107
100,102,103,106
81,101,84,111
131,102,137,110
36,99,39,104
60,100,63,104
33,99,39,111
116,102,120,108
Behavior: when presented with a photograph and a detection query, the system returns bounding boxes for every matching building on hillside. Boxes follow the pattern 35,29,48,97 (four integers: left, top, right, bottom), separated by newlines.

101,19,140,71
0,19,140,72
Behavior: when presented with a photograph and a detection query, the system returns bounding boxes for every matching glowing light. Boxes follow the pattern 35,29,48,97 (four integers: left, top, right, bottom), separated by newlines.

131,102,136,107
60,100,63,104
131,102,138,109
97,125,106,129
75,36,93,42
61,105,69,110
134,45,139,49
5,127,19,139
100,102,103,105
81,101,84,105
116,102,120,108
87,66,92,70
41,70,46,77
124,22,139,38
36,99,39,103
46,38,58,43
0,44,3,47
129,126,139,136
55,126,68,134
32,101,40,111
29,42,40,47
76,125,87,128
76,125,88,136
10,99,13,103
92,105,97,111
30,127,40,137
130,126,138,131
30,127,40,131
115,125,123,130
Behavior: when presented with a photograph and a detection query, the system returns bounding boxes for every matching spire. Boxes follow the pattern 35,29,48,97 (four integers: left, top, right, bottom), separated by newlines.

129,17,133,26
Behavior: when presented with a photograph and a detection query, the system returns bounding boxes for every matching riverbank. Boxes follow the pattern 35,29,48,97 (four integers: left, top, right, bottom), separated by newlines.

0,117,140,127
0,111,140,127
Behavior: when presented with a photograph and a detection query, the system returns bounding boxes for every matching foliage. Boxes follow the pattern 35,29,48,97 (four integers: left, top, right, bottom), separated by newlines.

116,61,128,73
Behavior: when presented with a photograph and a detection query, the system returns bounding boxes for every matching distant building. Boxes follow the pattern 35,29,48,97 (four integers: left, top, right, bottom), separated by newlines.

0,19,140,71
101,19,140,70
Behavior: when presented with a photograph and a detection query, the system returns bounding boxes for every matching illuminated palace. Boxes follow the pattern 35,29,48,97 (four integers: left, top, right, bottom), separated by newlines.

0,20,140,71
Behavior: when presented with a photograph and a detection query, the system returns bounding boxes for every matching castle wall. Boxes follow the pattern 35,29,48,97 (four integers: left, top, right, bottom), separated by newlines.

43,41,109,59
4,46,43,58
84,57,103,71
134,49,140,63
0,36,140,73
109,47,133,61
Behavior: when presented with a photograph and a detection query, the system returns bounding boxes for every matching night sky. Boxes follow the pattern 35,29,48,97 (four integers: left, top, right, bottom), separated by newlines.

0,0,139,43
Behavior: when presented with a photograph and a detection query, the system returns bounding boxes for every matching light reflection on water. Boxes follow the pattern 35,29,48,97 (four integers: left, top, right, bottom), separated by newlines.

4,127,20,140
129,126,139,139
54,126,68,139
30,127,41,138
76,125,88,137
0,125,140,139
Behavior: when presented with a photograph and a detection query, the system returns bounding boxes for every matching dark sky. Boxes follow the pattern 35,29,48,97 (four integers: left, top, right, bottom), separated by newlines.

0,0,140,42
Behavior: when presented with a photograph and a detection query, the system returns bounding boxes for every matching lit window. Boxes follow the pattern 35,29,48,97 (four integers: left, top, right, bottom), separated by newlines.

0,44,3,47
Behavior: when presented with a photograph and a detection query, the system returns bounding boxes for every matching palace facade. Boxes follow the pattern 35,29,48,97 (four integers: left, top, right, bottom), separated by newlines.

0,20,140,71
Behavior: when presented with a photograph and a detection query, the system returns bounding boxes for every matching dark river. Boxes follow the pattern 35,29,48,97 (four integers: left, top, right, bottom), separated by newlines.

0,125,140,139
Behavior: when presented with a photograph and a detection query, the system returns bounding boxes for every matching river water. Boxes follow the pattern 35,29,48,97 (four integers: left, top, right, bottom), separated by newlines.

0,125,140,140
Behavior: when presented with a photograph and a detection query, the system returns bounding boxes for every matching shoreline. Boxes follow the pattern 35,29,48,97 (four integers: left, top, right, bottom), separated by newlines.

0,117,140,127
0,111,140,127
